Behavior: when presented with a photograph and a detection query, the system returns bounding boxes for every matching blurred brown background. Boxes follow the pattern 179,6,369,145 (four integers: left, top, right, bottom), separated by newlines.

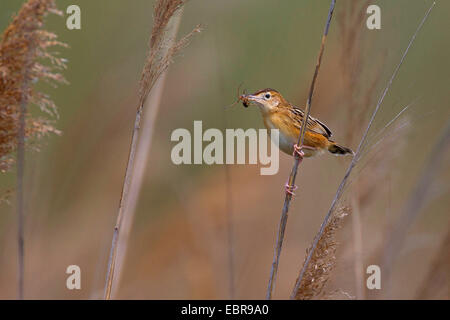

0,0,449,299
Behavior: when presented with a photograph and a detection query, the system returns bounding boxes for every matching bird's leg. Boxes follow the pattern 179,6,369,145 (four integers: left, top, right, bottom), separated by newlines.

284,144,304,196
293,144,315,159
285,144,315,196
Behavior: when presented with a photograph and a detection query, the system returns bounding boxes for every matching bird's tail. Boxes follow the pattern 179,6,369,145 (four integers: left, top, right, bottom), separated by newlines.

328,142,354,156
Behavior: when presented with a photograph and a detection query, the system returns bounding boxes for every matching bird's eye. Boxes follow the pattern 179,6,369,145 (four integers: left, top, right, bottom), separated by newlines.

264,93,271,99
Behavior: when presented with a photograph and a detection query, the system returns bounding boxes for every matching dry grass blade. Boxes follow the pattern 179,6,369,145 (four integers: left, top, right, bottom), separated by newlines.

293,206,349,300
290,2,436,299
103,0,200,300
266,0,336,300
0,0,67,299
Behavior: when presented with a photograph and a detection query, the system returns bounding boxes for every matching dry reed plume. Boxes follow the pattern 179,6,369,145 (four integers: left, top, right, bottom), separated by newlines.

293,206,349,300
139,0,200,108
112,8,185,298
0,0,66,173
0,0,67,299
104,0,200,299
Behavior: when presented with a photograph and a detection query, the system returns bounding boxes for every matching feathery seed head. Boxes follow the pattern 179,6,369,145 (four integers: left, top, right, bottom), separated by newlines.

138,0,201,108
294,206,349,300
0,0,67,173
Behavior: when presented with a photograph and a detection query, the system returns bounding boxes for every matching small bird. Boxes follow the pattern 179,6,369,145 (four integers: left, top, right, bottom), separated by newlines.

239,88,354,194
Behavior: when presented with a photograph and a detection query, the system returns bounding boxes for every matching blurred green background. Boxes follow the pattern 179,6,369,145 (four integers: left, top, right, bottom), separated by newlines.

0,0,448,299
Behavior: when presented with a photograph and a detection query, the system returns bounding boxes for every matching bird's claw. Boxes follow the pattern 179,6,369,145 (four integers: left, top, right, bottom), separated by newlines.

285,182,298,196
293,144,305,159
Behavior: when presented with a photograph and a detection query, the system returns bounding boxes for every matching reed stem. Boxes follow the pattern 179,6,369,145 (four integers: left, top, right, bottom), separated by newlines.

266,0,336,300
103,0,199,299
17,100,26,300
111,8,184,298
104,104,143,299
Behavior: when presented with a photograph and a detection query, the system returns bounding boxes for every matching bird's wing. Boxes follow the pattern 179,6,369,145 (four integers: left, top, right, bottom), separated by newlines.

289,106,333,138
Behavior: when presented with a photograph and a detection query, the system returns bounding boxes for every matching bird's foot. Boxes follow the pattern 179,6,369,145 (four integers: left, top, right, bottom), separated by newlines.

293,144,316,160
285,180,298,196
293,144,305,160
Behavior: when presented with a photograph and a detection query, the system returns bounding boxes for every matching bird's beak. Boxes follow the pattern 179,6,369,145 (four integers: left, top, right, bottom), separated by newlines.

239,94,258,108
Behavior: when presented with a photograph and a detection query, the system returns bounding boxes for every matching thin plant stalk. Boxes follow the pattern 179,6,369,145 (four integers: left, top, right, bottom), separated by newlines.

290,2,436,299
17,99,26,300
103,0,199,299
0,0,67,299
266,0,336,300
104,102,143,300
111,9,184,297
17,33,36,301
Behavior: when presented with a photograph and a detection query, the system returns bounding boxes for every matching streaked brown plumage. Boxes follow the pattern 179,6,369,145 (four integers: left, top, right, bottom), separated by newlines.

240,88,354,158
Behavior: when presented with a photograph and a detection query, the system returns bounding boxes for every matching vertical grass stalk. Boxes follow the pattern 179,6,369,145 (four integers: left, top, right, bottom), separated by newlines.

16,96,26,300
0,0,67,299
266,0,336,300
111,9,184,297
103,0,200,299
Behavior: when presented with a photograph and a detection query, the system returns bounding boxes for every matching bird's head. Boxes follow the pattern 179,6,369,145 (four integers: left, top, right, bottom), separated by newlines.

239,88,287,113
